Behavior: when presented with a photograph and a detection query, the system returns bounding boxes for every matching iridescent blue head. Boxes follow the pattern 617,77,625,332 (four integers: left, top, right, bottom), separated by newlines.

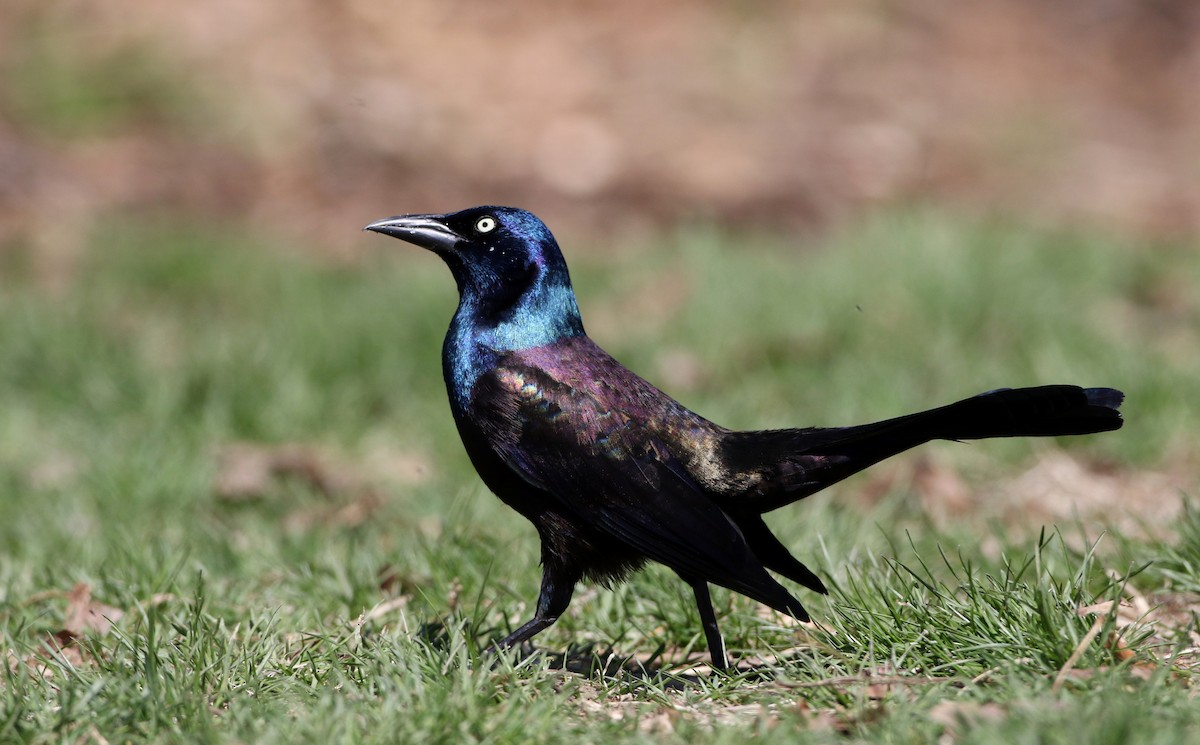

364,206,585,350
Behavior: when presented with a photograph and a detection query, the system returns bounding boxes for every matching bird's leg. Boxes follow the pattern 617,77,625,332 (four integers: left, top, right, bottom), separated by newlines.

691,581,729,671
495,564,577,651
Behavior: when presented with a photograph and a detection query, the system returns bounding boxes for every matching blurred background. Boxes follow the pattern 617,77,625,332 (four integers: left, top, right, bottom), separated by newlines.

3,0,1199,268
2,3,1200,730
5,4,1200,738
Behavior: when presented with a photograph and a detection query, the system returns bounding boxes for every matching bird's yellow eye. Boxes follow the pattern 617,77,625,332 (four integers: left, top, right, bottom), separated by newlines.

475,216,497,234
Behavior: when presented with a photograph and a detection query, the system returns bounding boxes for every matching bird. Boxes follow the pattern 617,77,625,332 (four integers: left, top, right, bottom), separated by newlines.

364,206,1124,671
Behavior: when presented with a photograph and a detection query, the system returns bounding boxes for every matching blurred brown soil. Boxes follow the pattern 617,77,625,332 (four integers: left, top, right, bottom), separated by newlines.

1,0,1198,268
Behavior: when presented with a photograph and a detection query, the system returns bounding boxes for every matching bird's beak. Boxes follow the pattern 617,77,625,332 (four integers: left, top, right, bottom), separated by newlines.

363,214,462,253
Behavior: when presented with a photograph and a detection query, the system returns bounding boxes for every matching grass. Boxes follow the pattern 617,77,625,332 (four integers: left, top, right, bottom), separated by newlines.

1,209,1197,742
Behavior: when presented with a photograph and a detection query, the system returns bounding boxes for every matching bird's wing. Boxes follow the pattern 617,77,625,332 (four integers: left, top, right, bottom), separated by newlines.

471,363,808,619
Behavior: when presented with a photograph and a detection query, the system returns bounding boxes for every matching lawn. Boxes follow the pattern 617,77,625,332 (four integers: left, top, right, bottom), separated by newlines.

1,210,1197,743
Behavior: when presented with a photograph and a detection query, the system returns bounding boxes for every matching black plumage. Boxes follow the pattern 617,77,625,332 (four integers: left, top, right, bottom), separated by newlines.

364,206,1124,670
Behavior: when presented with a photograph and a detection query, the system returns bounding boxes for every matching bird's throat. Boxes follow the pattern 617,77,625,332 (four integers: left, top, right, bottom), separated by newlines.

443,284,584,413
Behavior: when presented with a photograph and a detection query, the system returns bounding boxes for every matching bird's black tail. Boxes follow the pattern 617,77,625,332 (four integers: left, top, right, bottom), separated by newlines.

723,385,1124,513
901,385,1124,440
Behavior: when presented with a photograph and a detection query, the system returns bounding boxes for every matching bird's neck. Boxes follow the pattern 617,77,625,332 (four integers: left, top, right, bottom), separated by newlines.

443,279,585,411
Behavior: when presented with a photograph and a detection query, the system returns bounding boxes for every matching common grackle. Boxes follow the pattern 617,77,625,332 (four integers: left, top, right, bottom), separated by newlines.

364,206,1123,670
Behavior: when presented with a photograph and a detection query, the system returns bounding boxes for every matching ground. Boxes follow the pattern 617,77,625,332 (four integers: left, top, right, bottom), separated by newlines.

1,211,1197,743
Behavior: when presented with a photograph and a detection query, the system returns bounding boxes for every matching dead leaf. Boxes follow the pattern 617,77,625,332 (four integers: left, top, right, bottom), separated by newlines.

638,707,679,734
929,700,1006,731
1077,600,1116,617
64,583,124,637
281,489,383,533
6,584,127,680
1107,633,1136,662
215,443,341,501
806,707,849,732
1053,615,1105,691
378,565,430,595
780,669,949,692
44,630,88,668
362,444,433,486
1129,662,1158,681
215,442,431,534
360,595,410,624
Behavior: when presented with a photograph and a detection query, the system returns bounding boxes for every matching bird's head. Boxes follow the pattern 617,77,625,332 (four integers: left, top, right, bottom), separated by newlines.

364,206,584,343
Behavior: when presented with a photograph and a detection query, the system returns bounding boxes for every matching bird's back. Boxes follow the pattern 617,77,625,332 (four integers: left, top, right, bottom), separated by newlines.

468,336,731,490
